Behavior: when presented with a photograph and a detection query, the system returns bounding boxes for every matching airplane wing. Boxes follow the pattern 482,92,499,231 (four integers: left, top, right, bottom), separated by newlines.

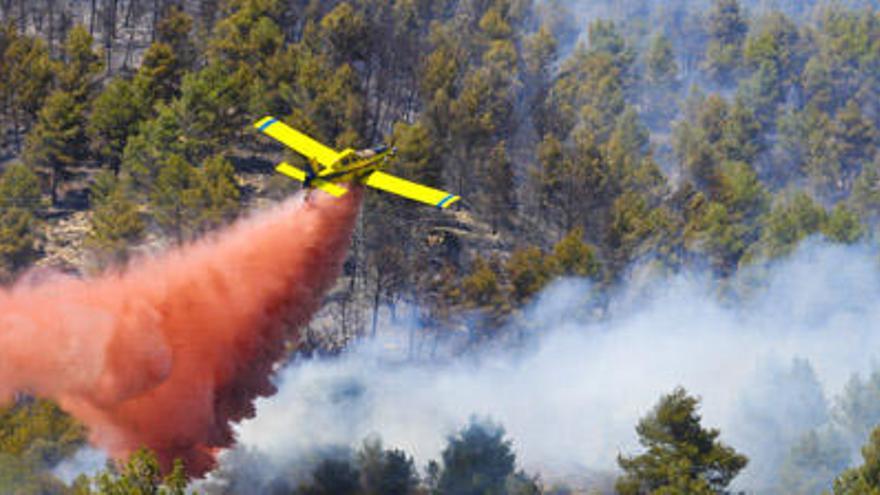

362,171,460,208
276,162,349,198
255,117,341,167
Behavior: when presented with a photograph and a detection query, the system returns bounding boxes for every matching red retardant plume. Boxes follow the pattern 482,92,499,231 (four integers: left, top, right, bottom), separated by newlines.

0,189,362,476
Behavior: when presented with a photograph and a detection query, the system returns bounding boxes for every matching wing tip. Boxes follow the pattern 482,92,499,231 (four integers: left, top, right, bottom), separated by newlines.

254,116,278,132
437,194,461,209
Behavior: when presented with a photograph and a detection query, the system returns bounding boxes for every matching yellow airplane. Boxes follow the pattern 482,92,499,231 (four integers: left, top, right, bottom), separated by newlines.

254,116,461,209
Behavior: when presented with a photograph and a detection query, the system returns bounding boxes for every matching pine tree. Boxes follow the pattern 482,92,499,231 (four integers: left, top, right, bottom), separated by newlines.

548,227,601,279
122,100,186,194
155,5,197,71
461,256,509,324
88,77,149,174
2,28,54,152
194,153,240,231
833,427,880,494
357,438,418,495
0,208,37,279
57,25,103,102
588,20,635,86
822,204,864,244
743,12,801,84
646,33,678,86
302,458,361,495
617,388,748,495
721,98,764,164
0,163,42,213
87,171,144,266
506,246,551,305
171,62,251,162
134,41,183,106
478,141,515,233
704,0,748,82
0,164,41,277
851,157,880,224
752,192,827,261
149,154,202,245
438,419,517,495
24,90,85,205
523,25,558,137
92,448,186,494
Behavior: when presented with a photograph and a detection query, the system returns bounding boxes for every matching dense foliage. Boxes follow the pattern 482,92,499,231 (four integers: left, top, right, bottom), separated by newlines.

0,0,877,331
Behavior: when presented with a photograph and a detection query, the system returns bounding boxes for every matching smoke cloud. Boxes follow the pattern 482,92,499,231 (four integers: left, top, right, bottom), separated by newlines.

0,189,362,476
220,242,880,493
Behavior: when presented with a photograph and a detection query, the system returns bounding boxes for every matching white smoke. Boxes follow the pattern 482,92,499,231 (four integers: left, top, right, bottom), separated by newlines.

52,447,107,485
216,241,880,493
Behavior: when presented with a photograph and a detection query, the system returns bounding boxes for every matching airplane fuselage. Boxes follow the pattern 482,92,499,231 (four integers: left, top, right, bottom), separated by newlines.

315,147,395,185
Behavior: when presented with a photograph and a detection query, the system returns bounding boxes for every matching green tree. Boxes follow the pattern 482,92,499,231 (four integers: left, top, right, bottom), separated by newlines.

0,208,38,278
0,164,42,276
753,192,826,260
478,141,515,233
822,204,864,244
357,438,418,495
57,25,103,102
91,448,186,495
506,246,551,305
172,62,251,162
24,90,85,205
461,256,508,319
194,154,240,231
721,98,764,164
548,227,601,279
0,163,42,213
1,28,53,152
832,426,880,495
88,77,149,174
149,154,202,245
122,103,183,193
687,161,769,272
588,20,635,86
685,199,749,274
801,107,844,199
548,45,624,140
616,387,748,495
301,458,361,495
437,419,517,495
87,171,144,266
604,191,659,275
0,398,85,495
0,398,85,463
134,42,181,105
851,157,880,224
835,99,878,186
320,2,370,66
155,5,197,72
208,0,284,69
391,121,443,187
704,0,749,82
524,25,559,137
645,33,678,86
743,12,802,85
